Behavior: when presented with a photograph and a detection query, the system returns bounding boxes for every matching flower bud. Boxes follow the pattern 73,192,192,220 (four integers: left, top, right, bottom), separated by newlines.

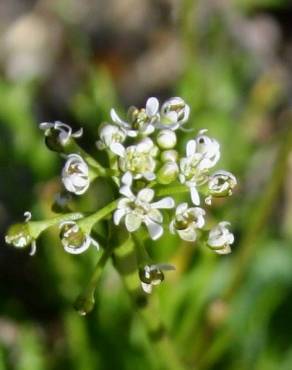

208,170,237,197
5,223,32,248
160,97,190,129
157,162,179,184
157,129,177,149
161,150,178,163
62,154,89,195
59,221,98,254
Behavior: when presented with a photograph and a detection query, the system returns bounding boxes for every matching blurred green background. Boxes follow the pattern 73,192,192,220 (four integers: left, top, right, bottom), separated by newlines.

1,0,292,369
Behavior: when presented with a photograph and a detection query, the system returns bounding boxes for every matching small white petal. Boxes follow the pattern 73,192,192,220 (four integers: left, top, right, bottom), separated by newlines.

125,213,142,232
119,186,134,199
137,188,155,203
147,209,163,223
72,128,83,138
110,142,126,157
165,111,178,124
137,138,154,152
39,122,51,130
29,240,37,256
169,220,176,234
145,220,163,240
141,282,152,294
151,197,175,209
156,263,176,271
121,172,133,186
177,227,197,242
215,245,231,255
110,108,124,125
146,97,159,116
186,140,197,157
64,239,92,254
190,186,200,205
126,129,138,137
176,203,188,215
144,172,156,181
113,209,126,225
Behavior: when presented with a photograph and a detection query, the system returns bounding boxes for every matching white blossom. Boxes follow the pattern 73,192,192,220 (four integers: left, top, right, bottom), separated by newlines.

179,131,220,205
207,222,234,255
62,154,90,195
179,140,205,205
170,203,205,242
39,121,83,146
195,130,220,171
113,184,174,240
110,97,159,137
111,138,157,181
59,221,99,254
96,123,126,151
159,97,190,130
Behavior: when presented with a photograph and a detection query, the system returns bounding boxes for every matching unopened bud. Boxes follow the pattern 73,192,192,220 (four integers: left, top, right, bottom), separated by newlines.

5,223,32,248
161,150,178,163
157,162,179,184
208,170,237,197
157,129,177,149
59,221,98,254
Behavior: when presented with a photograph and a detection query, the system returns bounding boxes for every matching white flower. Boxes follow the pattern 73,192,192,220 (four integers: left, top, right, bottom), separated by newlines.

208,170,237,198
179,131,220,205
179,140,206,205
110,97,159,137
113,185,175,240
207,222,234,255
39,121,83,146
62,154,90,195
111,138,157,181
139,263,175,294
195,130,220,171
59,221,99,254
96,123,126,151
170,203,205,242
157,129,177,149
159,97,190,130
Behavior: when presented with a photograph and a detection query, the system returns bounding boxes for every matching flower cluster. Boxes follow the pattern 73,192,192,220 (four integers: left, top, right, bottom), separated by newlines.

5,96,237,295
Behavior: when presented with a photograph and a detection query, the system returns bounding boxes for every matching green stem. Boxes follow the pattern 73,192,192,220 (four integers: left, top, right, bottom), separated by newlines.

65,139,113,177
74,245,113,315
77,199,118,234
29,212,83,239
156,184,189,197
112,237,189,370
